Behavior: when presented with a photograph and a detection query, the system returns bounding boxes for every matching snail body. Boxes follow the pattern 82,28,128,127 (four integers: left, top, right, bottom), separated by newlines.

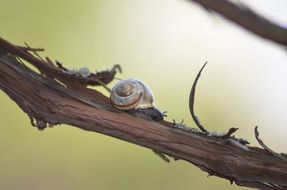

110,79,165,121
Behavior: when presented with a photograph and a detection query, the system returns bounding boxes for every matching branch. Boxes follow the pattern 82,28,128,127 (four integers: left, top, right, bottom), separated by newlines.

0,38,287,190
189,0,287,46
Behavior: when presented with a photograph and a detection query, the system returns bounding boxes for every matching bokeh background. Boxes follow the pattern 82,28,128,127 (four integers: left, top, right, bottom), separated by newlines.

0,0,286,189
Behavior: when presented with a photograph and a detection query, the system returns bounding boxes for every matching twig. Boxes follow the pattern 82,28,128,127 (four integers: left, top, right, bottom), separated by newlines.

189,62,208,133
189,64,240,139
0,37,121,87
254,126,286,160
24,42,45,61
45,56,56,67
55,60,115,92
16,45,44,52
152,150,170,163
189,0,287,46
55,60,68,71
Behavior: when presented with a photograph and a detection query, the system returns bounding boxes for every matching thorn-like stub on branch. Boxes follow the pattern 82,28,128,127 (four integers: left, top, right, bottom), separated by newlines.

29,116,36,127
152,150,170,163
221,127,239,139
189,62,208,133
32,117,59,130
55,60,69,71
172,156,180,161
110,64,122,74
35,119,47,131
172,119,185,128
28,110,58,130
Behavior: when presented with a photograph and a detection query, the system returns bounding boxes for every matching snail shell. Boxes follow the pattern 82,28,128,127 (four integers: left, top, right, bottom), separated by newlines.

110,79,155,110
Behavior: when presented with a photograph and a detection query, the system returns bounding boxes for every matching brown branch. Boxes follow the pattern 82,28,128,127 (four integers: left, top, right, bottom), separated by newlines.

189,0,287,46
1,38,287,190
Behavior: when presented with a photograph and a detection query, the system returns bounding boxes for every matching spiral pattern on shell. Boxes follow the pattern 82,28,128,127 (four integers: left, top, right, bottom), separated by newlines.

110,79,155,110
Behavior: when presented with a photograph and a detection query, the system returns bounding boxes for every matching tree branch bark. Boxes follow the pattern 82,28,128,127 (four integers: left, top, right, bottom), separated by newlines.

189,0,287,47
0,38,287,190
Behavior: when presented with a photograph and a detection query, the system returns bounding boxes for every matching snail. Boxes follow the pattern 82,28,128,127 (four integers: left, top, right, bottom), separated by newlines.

110,79,165,121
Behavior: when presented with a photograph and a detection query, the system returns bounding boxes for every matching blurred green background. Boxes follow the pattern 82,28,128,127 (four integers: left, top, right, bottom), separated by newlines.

0,0,286,189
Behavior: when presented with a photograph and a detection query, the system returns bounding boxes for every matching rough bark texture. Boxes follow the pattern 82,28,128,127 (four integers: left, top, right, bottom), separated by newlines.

190,0,287,46
1,38,287,190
